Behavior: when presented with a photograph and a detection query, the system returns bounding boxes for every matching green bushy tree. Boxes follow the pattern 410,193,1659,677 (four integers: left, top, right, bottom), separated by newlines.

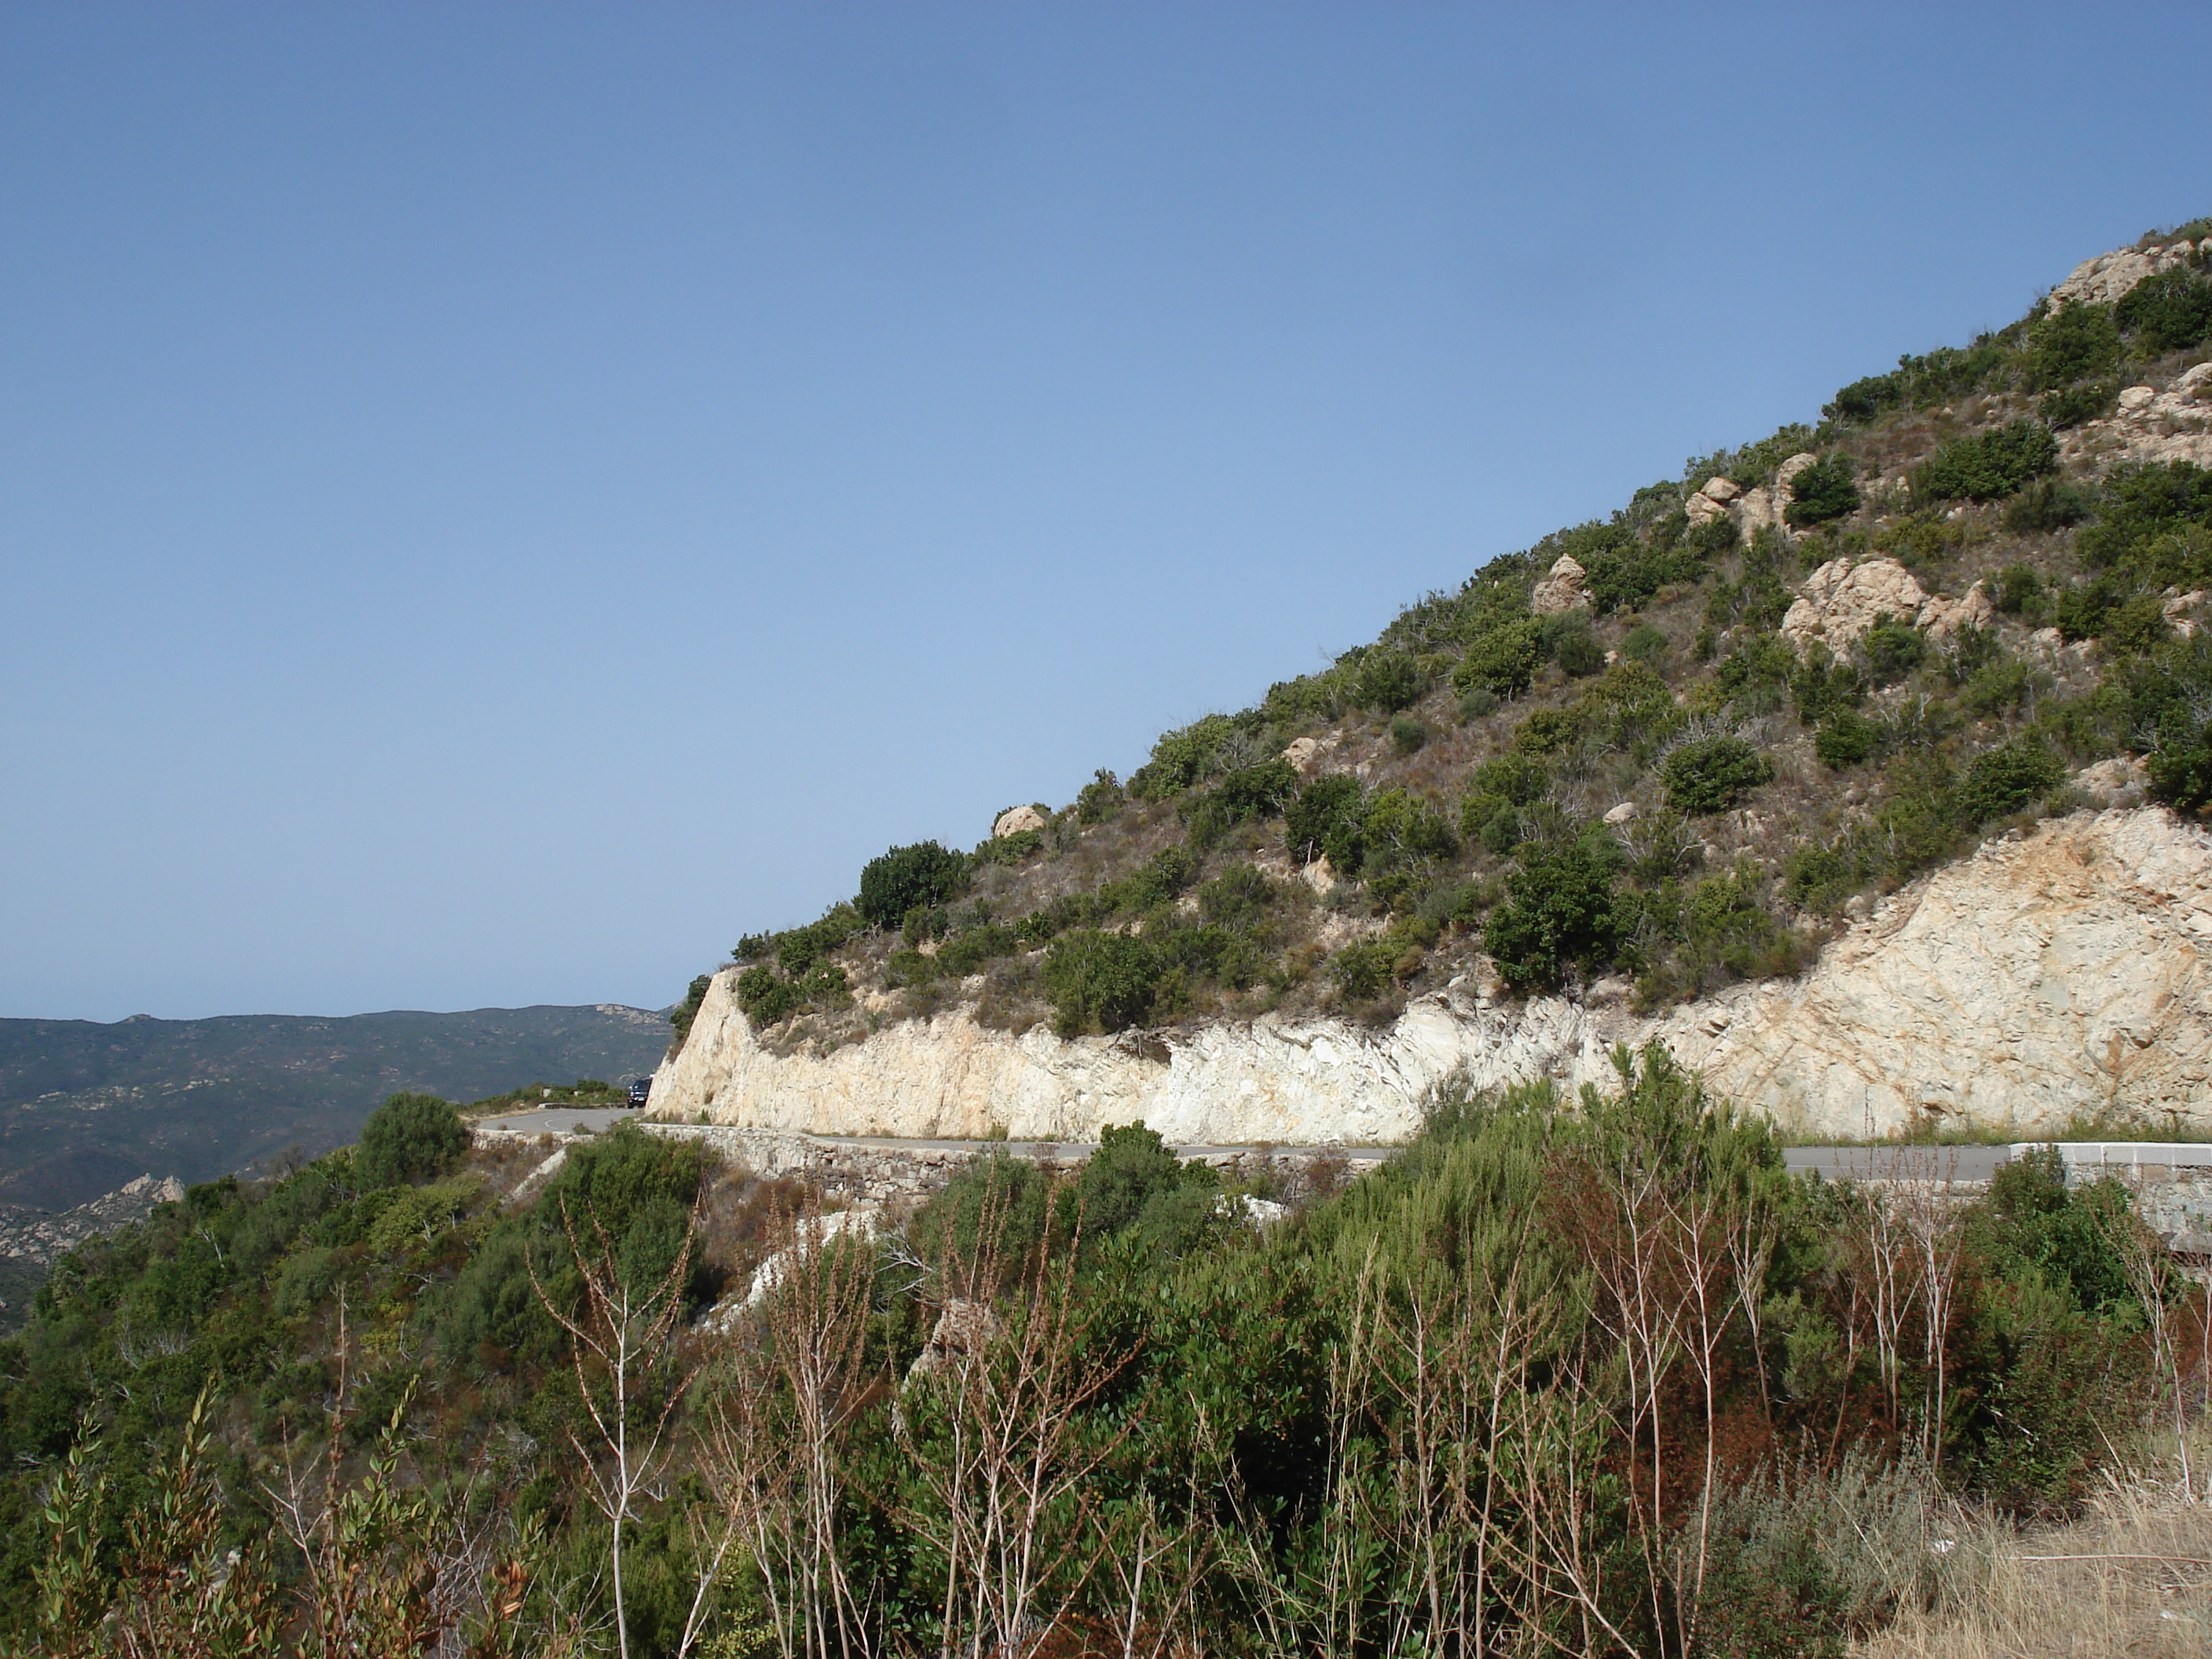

1482,837,1624,992
357,1093,464,1189
1042,930,1163,1035
1662,735,1774,813
1784,453,1860,526
1913,420,2059,503
858,840,968,928
2115,267,2212,353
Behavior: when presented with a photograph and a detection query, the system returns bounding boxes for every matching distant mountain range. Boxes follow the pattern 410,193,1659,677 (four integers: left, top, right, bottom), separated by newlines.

0,1004,672,1210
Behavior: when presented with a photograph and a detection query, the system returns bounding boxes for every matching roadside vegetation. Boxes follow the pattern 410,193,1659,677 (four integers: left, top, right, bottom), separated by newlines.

5,1060,2210,1655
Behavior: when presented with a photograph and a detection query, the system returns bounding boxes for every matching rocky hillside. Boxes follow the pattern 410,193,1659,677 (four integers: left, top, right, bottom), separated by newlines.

660,219,2212,1141
0,1002,671,1209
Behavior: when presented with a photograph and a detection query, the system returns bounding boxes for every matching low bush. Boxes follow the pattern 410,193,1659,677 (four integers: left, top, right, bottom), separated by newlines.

2024,299,2122,390
1815,709,1883,769
357,1093,464,1189
1913,420,2059,503
1662,734,1774,813
1956,738,2064,826
1785,452,1861,526
1285,774,1368,870
858,841,968,929
2003,477,2095,533
1388,715,1427,753
1042,930,1164,1035
1482,837,1624,992
2115,266,2212,353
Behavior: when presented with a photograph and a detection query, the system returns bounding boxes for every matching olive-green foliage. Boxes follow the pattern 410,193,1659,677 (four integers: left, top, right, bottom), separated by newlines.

1785,453,1861,526
2023,299,2122,390
1075,1122,1219,1258
735,965,802,1025
2115,267,2212,353
2077,461,2212,588
1284,773,1367,870
1042,929,1163,1035
1815,709,1883,770
2038,379,2118,430
1955,738,2064,826
1345,648,1428,713
671,972,712,1042
1388,714,1428,753
858,842,968,929
1129,712,1251,800
1824,335,2018,423
1075,768,1124,824
1635,868,1808,1004
1452,613,1548,699
1912,420,2059,503
1183,758,1298,845
357,1093,464,1190
1661,734,1774,814
1482,836,1624,992
912,1151,1052,1277
1857,613,1927,684
2002,477,2095,534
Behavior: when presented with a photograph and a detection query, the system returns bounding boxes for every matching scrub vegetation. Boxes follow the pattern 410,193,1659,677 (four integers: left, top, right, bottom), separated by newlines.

6,1057,2210,1656
684,223,2212,1053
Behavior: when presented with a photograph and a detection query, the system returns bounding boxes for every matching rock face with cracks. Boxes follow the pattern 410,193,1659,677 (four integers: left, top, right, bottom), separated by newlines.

652,809,2212,1146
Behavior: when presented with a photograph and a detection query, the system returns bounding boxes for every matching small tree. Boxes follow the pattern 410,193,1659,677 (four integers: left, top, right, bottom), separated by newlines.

1784,453,1860,526
1043,930,1163,1035
357,1092,464,1188
856,841,967,928
1661,736,1774,814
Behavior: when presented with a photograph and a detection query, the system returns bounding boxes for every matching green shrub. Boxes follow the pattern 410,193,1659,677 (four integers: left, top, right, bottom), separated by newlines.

1620,622,1667,665
1042,930,1163,1035
1388,715,1427,753
735,965,803,1025
1456,687,1496,722
2024,299,2122,390
2115,267,2212,353
1285,774,1367,870
1994,563,2046,615
1452,615,1547,699
1957,738,2064,826
2077,461,2212,586
1857,613,1927,684
2038,379,2118,430
1347,649,1427,713
1783,843,1859,911
1196,863,1276,932
1661,734,1774,813
1075,768,1124,824
1548,621,1603,677
1824,338,2016,423
1481,838,1624,993
357,1093,464,1189
1075,1122,1217,1243
857,841,968,928
1128,713,1242,799
1962,657,2034,717
1814,709,1882,769
2003,478,2094,533
1329,936,1401,1005
1784,453,1861,526
936,925,1017,978
1913,420,2058,503
670,973,712,1043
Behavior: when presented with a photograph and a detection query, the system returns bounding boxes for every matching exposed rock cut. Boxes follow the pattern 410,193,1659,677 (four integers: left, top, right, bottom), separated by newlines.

1531,554,1590,614
653,809,2212,1148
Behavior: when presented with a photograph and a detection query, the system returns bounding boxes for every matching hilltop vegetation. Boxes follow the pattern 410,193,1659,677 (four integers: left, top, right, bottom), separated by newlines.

690,219,2212,1055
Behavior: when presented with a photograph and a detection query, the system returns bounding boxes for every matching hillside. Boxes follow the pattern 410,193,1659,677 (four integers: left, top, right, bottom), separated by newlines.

0,1003,672,1210
660,219,2212,1141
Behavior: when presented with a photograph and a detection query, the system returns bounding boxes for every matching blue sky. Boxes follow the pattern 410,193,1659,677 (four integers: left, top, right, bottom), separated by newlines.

5,2,2208,1022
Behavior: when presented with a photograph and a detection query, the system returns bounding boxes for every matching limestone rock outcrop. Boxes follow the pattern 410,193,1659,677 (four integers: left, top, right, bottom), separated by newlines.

993,805,1048,838
2067,362,2212,471
1658,809,2212,1140
1539,559,1592,619
1780,558,1990,655
653,808,2212,1148
2048,238,2212,308
1531,555,1590,614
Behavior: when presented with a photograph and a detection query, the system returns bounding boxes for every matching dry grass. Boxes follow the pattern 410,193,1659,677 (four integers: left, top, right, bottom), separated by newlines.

1861,1433,2212,1658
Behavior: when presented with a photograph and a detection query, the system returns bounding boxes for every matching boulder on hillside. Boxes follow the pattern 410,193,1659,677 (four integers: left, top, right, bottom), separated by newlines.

1282,736,1326,775
2067,361,2212,471
1531,554,1590,614
1735,452,1818,540
1779,557,1992,654
993,805,1048,838
1684,474,1741,528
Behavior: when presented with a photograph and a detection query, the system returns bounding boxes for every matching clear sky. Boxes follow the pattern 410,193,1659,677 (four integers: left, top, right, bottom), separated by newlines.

5,3,2208,1023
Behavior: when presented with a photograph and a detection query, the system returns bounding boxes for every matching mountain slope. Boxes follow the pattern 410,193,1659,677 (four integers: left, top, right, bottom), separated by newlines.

0,1003,671,1208
659,218,2212,1139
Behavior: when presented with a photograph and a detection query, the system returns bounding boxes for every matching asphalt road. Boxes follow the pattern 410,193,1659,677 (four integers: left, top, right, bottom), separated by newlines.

477,1106,639,1135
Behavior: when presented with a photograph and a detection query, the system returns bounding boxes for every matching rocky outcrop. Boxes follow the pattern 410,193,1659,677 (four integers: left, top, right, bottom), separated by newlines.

1780,557,1992,655
2067,362,2212,471
0,1174,185,1273
654,809,2212,1148
653,969,1621,1146
1531,555,1590,614
1685,474,1740,528
2048,238,2212,309
1660,809,2212,1140
994,806,1049,838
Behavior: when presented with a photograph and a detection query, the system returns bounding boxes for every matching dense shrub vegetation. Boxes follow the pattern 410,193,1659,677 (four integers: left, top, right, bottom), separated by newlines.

5,1056,2203,1655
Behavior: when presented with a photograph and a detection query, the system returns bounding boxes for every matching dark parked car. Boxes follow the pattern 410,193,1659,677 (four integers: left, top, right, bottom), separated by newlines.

626,1077,652,1108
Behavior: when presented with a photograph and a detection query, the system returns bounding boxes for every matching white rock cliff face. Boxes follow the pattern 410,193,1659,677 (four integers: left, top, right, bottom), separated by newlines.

653,809,2212,1144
